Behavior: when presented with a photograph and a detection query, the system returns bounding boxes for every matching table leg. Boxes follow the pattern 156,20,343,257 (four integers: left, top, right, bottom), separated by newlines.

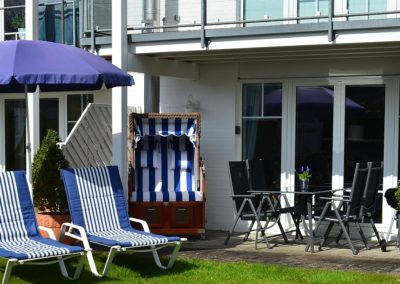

306,197,314,253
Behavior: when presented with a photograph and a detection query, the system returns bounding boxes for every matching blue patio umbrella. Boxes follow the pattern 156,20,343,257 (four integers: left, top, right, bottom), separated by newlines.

0,40,134,174
0,40,133,92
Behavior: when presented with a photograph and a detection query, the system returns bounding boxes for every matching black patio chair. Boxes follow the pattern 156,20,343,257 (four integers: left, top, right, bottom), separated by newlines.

312,162,370,255
246,159,303,242
224,161,271,248
358,162,385,251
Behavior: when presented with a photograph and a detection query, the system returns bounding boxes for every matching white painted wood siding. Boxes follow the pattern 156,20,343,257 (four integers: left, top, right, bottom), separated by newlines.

160,63,238,230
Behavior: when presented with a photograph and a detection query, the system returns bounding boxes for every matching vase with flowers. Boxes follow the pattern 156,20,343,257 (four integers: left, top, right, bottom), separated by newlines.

297,166,311,191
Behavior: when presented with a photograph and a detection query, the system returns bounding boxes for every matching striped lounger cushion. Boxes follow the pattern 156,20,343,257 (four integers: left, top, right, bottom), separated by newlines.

61,166,180,247
0,171,82,260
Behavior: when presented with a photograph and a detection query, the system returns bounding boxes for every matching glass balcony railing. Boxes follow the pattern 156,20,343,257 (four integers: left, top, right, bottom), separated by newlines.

80,0,400,48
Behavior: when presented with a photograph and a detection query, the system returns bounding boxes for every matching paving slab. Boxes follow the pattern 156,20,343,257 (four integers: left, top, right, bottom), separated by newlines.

180,230,400,275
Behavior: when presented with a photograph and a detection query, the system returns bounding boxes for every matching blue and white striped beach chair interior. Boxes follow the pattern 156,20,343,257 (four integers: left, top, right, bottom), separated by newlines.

0,171,85,284
131,117,203,203
61,165,184,277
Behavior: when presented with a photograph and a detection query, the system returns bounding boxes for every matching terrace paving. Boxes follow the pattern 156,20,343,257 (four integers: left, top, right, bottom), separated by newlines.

180,230,400,275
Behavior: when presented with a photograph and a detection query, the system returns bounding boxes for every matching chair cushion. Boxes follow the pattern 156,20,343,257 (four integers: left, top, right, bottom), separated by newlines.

0,237,83,260
87,227,180,247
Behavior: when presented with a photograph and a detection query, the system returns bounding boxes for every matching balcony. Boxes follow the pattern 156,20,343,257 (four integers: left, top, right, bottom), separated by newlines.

79,1,400,60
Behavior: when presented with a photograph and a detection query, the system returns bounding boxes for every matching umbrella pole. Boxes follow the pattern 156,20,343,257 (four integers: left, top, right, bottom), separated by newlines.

24,85,32,189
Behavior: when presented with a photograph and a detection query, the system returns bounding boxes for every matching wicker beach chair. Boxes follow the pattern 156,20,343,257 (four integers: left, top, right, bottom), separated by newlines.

60,165,185,277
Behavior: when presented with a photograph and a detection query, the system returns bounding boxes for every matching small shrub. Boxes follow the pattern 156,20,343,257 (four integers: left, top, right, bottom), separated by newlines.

33,129,69,213
395,188,400,210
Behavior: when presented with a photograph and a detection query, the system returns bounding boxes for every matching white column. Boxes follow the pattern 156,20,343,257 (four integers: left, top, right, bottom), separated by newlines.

25,0,39,40
332,82,345,190
26,88,40,185
383,79,398,235
25,1,39,188
112,1,128,198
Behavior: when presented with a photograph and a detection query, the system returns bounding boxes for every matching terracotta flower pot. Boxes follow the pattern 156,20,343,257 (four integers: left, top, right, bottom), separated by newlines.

36,212,75,245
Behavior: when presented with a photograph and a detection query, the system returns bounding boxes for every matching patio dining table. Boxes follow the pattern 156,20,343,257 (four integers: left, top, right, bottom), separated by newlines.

249,188,333,253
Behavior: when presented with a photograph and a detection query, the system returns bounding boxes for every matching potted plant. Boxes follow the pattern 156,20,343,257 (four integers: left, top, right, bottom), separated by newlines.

297,166,311,191
33,129,70,240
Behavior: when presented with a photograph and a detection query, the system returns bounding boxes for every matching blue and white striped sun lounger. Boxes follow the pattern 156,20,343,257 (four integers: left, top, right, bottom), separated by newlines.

60,165,185,277
0,171,85,284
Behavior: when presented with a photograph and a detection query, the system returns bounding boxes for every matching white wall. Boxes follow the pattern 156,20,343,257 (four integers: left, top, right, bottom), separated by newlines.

158,55,400,231
160,63,238,230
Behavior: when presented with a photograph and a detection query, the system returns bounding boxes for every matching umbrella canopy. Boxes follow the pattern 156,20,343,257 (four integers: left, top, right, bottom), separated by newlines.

0,40,134,92
264,86,365,118
0,40,134,180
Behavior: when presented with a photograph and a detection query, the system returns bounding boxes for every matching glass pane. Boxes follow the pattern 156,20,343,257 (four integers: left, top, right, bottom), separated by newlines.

243,84,262,117
86,0,111,30
348,0,387,20
296,86,334,186
4,1,25,40
369,0,387,19
245,0,283,26
318,0,329,19
39,0,76,44
82,93,94,109
40,99,59,143
344,85,384,181
67,95,82,121
299,0,315,23
263,84,282,116
68,122,75,134
5,100,26,171
242,119,281,187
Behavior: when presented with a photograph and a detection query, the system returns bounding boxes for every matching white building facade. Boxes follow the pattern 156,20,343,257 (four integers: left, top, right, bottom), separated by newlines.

12,1,400,235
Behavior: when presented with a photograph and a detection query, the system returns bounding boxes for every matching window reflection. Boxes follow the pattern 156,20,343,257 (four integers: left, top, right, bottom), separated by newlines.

296,86,334,186
4,0,25,40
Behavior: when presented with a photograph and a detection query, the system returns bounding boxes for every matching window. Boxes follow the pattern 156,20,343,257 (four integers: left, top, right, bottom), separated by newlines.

348,0,387,20
5,99,26,171
67,94,93,134
242,83,282,187
40,98,59,143
2,0,25,40
84,0,111,32
39,0,78,45
244,0,284,26
298,0,329,23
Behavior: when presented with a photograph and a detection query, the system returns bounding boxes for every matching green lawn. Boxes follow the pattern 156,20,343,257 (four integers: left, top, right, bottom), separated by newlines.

4,253,399,284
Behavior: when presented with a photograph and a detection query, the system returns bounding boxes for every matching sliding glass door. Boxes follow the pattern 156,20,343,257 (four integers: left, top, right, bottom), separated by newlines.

344,85,385,222
295,86,334,187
